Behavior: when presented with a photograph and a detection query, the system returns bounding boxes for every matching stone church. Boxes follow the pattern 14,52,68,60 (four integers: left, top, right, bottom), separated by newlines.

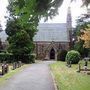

33,7,72,60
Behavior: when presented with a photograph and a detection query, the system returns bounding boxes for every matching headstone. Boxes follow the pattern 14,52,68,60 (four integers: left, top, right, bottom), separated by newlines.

85,61,88,66
83,60,88,71
69,61,72,67
19,61,22,67
12,62,17,70
5,64,9,73
2,64,5,75
67,61,72,68
77,63,81,72
2,63,9,75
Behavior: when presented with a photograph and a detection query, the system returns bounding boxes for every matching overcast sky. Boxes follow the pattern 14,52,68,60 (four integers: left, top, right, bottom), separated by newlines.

0,0,87,30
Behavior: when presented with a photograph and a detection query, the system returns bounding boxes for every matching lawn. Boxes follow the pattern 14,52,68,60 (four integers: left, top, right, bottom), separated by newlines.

50,61,90,90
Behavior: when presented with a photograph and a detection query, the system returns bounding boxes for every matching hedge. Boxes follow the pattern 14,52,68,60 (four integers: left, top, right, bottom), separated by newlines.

0,53,13,63
0,52,35,63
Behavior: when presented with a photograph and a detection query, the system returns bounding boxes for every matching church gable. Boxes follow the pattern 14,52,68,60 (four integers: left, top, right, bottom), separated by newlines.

45,41,57,52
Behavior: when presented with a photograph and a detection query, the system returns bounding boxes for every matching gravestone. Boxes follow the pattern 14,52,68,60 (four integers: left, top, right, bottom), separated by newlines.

12,62,17,70
77,63,81,73
2,63,9,75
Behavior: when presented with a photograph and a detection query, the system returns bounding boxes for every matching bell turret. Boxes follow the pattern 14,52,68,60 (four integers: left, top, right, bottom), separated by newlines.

67,6,73,49
67,6,72,31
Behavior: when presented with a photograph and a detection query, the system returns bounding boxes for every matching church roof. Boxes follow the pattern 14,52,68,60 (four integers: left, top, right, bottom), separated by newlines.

34,23,69,42
0,23,70,43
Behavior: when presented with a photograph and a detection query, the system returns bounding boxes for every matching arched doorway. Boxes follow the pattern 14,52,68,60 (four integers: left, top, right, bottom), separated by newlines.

50,48,55,59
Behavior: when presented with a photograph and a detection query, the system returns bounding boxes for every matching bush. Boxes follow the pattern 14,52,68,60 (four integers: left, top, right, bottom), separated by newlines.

29,54,35,63
57,50,67,61
65,50,81,64
0,53,13,63
0,53,35,63
16,54,35,63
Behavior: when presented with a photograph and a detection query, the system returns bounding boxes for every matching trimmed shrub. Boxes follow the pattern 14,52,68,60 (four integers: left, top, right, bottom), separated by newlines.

57,50,67,61
0,53,13,63
0,53,35,63
16,54,35,63
66,50,81,64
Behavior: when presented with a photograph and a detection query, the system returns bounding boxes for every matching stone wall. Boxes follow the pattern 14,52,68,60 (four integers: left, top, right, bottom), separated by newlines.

34,41,69,60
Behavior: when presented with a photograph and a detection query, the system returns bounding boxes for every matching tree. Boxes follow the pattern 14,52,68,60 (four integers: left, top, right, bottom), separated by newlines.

6,19,22,36
6,0,90,62
6,0,64,63
74,39,89,57
7,0,90,27
80,28,90,48
6,19,34,63
7,0,64,35
74,14,90,57
7,0,63,22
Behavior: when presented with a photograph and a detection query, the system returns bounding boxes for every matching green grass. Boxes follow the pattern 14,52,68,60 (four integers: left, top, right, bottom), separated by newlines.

0,64,30,85
50,61,90,90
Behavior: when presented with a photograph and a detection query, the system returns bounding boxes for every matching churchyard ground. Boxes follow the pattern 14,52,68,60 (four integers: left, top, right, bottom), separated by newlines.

0,63,29,85
0,61,55,90
50,61,90,90
0,60,90,90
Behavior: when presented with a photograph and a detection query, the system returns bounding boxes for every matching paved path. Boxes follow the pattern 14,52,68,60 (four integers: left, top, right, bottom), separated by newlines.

0,61,55,90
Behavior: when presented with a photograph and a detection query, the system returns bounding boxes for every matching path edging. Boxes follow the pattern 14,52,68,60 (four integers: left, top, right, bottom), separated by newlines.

50,68,58,90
